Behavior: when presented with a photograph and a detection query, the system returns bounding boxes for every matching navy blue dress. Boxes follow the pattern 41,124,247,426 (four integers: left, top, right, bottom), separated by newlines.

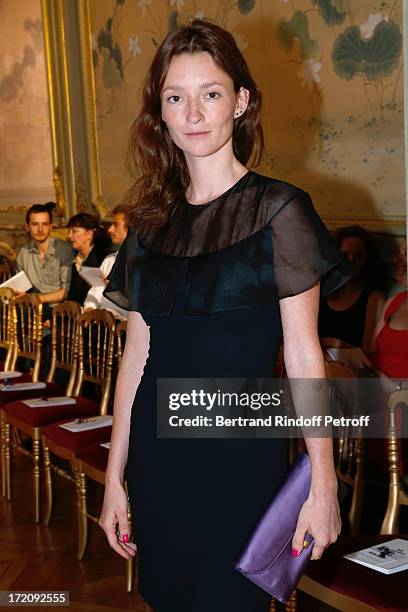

105,171,350,612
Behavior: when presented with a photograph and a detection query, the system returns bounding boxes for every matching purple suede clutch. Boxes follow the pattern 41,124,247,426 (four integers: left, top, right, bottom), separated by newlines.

234,453,314,603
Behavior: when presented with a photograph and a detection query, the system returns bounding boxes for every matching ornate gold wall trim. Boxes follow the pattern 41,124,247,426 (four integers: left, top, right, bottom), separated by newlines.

40,0,110,220
323,216,406,235
41,0,58,171
324,217,406,226
41,0,76,219
77,0,108,218
56,0,75,216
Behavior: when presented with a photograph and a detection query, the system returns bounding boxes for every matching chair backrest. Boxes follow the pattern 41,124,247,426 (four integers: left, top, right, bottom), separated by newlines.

0,288,15,370
46,301,82,395
380,388,408,535
115,320,127,369
0,263,12,284
73,309,116,415
325,360,364,536
10,294,43,382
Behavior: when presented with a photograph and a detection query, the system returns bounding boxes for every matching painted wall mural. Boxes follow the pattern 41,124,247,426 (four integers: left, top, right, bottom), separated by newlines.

0,0,54,213
89,0,404,227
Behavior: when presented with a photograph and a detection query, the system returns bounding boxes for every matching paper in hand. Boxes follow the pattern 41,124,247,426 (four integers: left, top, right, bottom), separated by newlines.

78,266,106,288
0,271,33,292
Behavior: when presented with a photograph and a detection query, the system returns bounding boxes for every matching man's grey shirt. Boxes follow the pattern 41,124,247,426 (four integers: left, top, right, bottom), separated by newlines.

16,237,74,294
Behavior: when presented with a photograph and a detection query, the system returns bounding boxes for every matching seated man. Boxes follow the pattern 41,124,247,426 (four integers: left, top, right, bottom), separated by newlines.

17,202,74,319
83,204,128,321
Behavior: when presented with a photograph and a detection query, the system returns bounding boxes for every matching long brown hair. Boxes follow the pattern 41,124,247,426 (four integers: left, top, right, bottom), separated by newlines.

125,19,264,230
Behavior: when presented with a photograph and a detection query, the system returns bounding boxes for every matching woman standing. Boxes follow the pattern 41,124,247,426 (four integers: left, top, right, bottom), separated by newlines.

100,21,350,612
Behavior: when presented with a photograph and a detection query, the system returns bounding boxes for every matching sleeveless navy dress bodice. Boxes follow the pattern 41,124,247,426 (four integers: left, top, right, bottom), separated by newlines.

318,287,372,347
104,171,351,612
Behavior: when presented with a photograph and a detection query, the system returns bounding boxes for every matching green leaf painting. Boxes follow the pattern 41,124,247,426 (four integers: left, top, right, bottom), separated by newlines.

169,10,179,31
237,0,255,16
277,11,319,59
97,19,124,88
97,23,113,53
88,0,404,221
311,0,346,27
332,21,402,81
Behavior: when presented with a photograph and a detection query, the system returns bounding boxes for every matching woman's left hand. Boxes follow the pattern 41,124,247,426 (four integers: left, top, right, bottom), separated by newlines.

292,484,341,560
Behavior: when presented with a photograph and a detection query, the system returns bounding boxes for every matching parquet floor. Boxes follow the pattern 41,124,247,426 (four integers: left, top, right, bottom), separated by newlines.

0,452,149,611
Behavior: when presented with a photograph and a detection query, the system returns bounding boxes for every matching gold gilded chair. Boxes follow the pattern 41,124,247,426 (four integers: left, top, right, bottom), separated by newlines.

0,287,15,496
8,294,43,382
380,387,408,535
41,309,116,526
0,294,43,501
0,301,87,520
0,287,15,372
73,321,135,592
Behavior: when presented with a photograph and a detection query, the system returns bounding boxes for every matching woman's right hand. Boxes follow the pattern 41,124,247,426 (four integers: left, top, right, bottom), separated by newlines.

99,480,137,560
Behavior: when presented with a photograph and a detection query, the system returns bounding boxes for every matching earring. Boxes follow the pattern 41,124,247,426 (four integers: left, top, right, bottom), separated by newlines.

234,110,243,118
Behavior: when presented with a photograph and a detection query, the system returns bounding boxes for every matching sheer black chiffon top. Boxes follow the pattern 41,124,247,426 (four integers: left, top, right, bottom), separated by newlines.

104,171,351,317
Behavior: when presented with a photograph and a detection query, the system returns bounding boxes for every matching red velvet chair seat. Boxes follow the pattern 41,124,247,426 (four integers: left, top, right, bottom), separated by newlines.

75,441,110,473
304,534,408,612
42,419,111,452
2,396,98,427
0,381,64,405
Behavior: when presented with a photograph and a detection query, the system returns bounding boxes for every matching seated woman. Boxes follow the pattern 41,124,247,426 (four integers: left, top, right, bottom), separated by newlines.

318,225,384,353
67,213,110,305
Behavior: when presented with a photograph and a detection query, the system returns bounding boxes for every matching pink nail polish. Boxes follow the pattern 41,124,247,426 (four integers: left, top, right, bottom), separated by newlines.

292,549,298,557
122,534,129,543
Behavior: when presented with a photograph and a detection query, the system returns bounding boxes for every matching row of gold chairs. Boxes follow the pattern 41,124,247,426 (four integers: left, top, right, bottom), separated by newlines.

0,292,133,591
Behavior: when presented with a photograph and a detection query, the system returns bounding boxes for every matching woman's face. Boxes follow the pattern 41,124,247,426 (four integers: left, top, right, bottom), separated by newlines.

68,226,94,253
340,236,367,278
161,52,249,161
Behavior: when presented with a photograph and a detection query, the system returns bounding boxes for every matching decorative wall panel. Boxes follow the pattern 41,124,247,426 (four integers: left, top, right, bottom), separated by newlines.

88,0,405,231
